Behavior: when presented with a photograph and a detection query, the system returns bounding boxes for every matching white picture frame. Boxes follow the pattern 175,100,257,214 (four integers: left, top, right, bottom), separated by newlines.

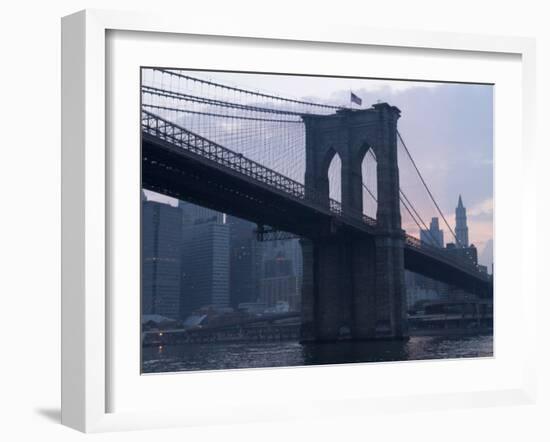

61,9,537,433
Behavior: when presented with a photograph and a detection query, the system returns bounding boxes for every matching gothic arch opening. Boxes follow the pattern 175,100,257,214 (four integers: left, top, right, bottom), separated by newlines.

326,150,342,203
361,146,377,218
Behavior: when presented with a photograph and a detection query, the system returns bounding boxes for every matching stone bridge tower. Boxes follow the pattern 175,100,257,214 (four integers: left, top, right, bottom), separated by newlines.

300,103,408,341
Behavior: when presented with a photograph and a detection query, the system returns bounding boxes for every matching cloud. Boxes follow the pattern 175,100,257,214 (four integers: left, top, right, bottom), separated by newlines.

468,198,494,222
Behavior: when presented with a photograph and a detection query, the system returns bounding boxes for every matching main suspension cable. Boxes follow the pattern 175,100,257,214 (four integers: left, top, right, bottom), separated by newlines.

150,68,346,111
364,149,444,247
397,130,465,248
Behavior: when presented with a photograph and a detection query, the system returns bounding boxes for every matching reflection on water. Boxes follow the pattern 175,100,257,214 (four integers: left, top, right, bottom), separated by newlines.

142,334,493,373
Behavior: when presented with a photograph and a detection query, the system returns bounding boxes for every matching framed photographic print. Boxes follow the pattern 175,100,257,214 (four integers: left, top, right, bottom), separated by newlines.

61,9,537,432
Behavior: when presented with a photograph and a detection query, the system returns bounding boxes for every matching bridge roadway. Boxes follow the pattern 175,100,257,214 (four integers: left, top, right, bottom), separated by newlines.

141,111,492,295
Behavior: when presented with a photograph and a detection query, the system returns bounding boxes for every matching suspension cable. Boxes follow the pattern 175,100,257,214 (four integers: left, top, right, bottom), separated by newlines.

364,148,444,247
399,189,431,235
142,104,303,124
400,194,425,235
362,182,377,203
142,85,315,117
150,68,346,110
397,130,465,247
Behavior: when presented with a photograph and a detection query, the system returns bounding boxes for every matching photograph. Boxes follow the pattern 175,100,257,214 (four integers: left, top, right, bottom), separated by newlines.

140,67,494,374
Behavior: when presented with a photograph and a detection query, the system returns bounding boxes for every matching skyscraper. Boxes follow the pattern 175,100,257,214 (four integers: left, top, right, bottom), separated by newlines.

420,217,444,248
226,215,263,308
179,200,224,225
179,201,230,317
258,238,303,312
142,193,183,320
261,238,303,281
455,195,469,248
260,251,301,312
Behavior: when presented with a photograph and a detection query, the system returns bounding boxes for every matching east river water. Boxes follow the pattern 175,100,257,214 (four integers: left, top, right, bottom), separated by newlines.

142,334,493,373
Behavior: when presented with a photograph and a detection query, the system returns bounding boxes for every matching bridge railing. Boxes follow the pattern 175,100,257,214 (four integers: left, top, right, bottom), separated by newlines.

404,234,489,280
142,110,377,227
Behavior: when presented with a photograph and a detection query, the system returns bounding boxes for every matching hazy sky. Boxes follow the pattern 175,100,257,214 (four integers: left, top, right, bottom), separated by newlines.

144,70,493,267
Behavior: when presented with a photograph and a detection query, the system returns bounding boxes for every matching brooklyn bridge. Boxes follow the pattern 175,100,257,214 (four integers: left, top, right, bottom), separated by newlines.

141,68,492,342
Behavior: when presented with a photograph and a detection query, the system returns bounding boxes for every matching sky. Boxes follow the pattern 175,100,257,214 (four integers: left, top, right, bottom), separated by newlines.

143,69,493,268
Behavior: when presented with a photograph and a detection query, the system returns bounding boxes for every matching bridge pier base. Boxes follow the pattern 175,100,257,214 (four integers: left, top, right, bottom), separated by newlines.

300,233,407,342
300,239,316,342
374,234,408,339
301,237,355,342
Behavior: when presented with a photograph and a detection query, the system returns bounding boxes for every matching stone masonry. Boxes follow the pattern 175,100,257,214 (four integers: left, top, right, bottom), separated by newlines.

300,103,408,341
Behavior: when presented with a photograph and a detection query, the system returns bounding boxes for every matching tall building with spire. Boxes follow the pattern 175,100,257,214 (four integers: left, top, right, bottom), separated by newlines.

455,195,469,248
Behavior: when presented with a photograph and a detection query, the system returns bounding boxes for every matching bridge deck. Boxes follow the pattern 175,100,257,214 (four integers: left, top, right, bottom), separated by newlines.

141,111,492,293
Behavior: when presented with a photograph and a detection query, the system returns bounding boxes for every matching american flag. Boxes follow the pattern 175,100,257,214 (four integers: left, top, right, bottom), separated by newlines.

350,92,362,106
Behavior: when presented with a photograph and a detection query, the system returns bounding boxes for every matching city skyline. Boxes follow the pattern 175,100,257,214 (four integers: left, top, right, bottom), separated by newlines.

141,194,304,321
144,188,492,268
141,191,487,316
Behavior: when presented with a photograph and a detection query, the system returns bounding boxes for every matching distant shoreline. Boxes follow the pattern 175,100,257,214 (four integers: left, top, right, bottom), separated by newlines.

409,328,493,338
143,327,493,347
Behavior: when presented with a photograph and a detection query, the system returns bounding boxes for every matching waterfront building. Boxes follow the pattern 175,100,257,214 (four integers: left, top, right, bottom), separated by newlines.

142,193,183,320
226,215,263,308
259,252,301,311
404,270,451,310
261,237,303,280
180,219,231,317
